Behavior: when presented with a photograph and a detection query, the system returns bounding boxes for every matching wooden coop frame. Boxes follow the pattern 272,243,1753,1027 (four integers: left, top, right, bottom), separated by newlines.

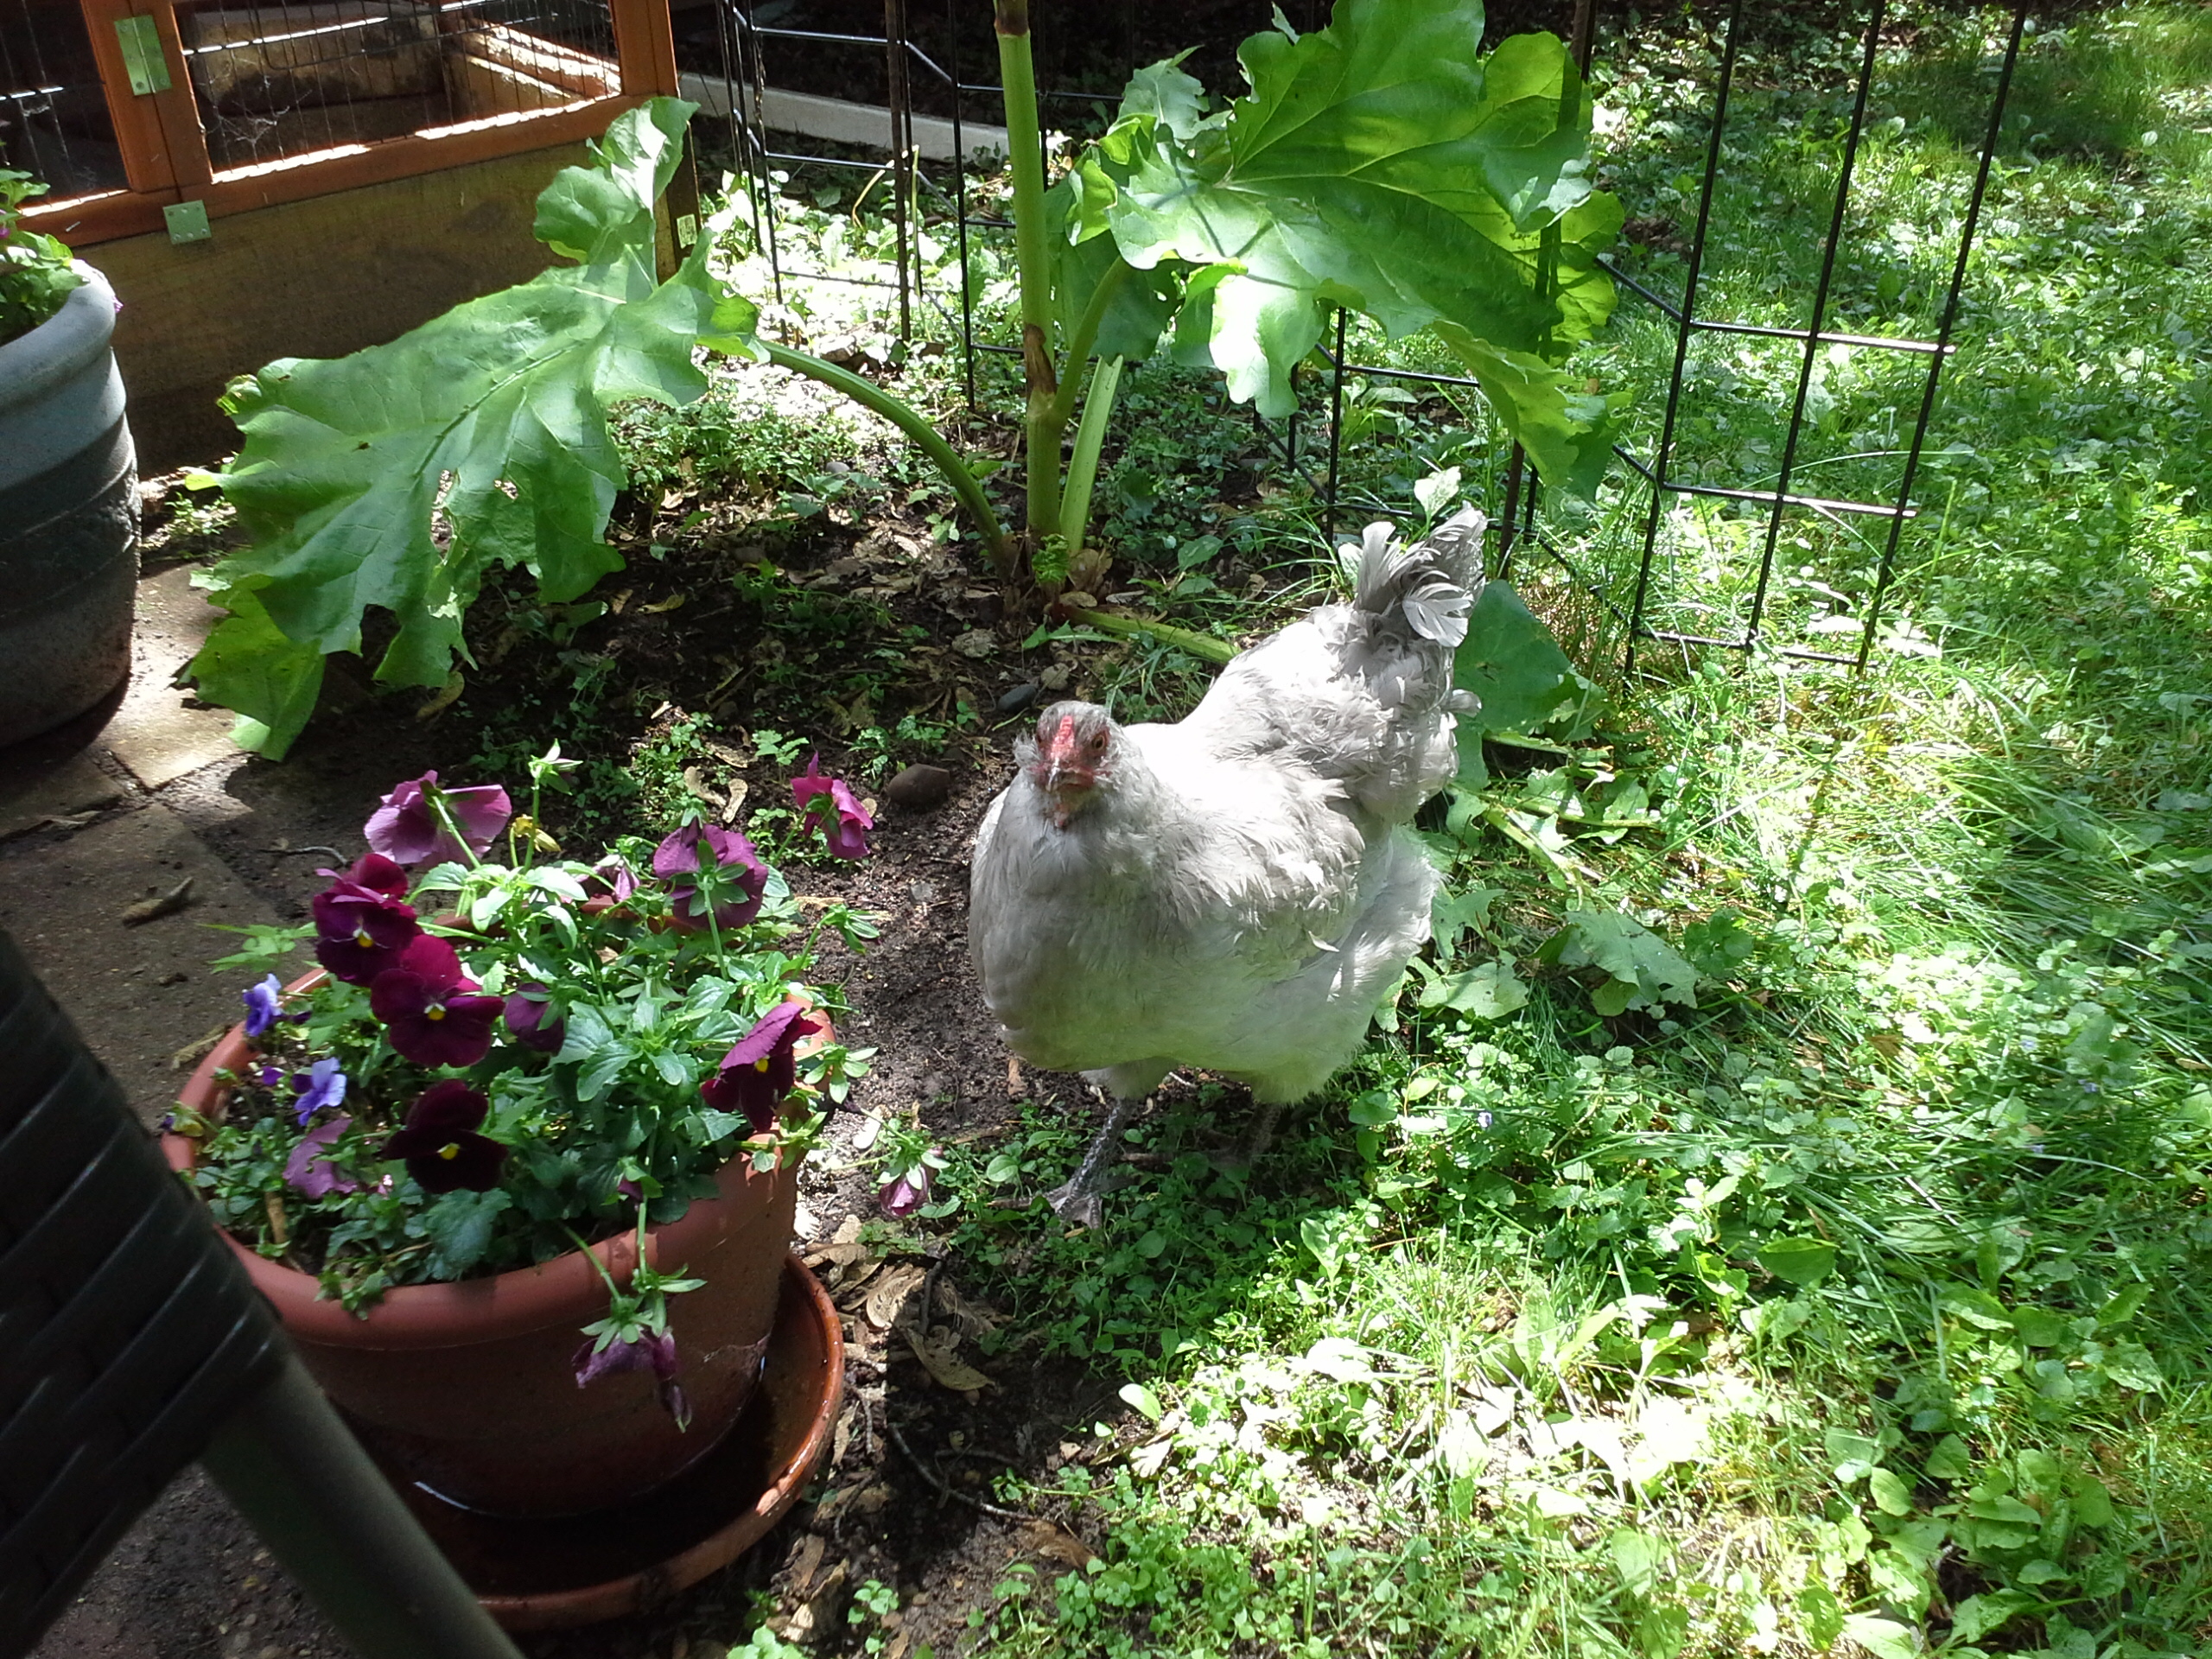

18,0,677,247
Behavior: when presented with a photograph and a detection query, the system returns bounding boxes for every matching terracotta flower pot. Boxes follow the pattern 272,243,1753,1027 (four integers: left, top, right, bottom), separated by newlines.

164,984,822,1518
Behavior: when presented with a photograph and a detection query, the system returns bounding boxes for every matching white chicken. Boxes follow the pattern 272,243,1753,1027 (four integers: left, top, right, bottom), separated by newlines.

968,508,1484,1222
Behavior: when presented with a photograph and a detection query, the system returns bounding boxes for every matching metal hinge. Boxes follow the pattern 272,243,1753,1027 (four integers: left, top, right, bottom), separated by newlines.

114,15,171,96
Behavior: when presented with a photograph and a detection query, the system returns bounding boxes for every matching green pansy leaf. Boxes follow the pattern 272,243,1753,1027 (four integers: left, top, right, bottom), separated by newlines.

422,1187,512,1279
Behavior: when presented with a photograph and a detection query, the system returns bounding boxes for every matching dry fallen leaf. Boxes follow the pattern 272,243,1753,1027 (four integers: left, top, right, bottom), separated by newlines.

864,1263,928,1330
831,1404,857,1469
721,778,750,824
414,670,465,721
1023,1522,1098,1570
804,1240,874,1272
121,877,194,925
906,1326,996,1393
170,1023,232,1071
785,1532,827,1598
832,1214,864,1246
639,592,688,614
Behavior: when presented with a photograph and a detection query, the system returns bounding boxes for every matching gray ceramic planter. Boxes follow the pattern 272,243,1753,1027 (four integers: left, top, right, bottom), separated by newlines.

0,262,138,747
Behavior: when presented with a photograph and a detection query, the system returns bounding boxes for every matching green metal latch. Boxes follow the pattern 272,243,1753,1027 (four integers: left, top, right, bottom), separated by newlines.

114,16,171,96
164,200,211,244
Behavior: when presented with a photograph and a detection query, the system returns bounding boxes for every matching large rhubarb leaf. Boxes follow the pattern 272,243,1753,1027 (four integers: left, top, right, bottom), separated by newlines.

188,99,760,759
1077,0,1618,486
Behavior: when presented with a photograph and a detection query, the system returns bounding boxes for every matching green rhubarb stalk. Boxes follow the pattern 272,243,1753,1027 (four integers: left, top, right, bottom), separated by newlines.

1058,354,1123,562
1047,257,1133,431
995,0,1062,547
1077,609,1236,665
760,342,1015,575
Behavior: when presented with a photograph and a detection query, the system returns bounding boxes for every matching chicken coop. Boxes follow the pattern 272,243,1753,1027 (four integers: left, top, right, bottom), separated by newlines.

3,0,680,461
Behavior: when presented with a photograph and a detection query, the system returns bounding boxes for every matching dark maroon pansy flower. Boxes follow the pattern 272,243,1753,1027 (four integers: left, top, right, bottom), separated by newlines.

379,1080,506,1194
572,1330,690,1428
698,1001,822,1134
310,861,421,985
364,772,512,868
503,982,565,1053
652,823,767,932
368,936,503,1070
792,754,874,860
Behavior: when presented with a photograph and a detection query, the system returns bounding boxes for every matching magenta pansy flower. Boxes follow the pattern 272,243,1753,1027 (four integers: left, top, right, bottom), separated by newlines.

792,754,874,859
652,823,767,932
364,772,512,867
699,1000,821,1133
879,1161,934,1217
379,1080,506,1193
285,1116,359,1198
572,1329,690,1428
368,935,502,1069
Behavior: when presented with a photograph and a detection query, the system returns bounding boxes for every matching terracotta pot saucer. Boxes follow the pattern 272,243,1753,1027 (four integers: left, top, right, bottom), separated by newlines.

397,1254,843,1631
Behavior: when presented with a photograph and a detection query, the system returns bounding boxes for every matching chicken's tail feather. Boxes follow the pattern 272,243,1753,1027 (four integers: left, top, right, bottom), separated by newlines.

1347,506,1486,647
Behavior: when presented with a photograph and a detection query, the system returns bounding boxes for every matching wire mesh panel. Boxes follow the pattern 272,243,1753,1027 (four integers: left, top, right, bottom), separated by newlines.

0,0,130,199
174,0,620,175
1484,0,2027,674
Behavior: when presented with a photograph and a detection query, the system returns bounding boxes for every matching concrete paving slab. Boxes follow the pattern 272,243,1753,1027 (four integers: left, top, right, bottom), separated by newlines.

0,800,282,1127
0,750,126,842
105,567,238,791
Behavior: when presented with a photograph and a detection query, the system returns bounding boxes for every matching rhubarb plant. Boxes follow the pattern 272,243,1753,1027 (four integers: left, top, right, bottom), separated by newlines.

992,0,1624,588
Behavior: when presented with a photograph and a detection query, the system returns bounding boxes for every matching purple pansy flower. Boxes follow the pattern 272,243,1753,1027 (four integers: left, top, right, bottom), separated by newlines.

699,1001,822,1133
652,823,767,932
503,982,566,1053
310,855,421,985
258,1065,283,1088
792,754,874,859
285,1116,359,1198
573,1329,690,1429
364,772,512,867
368,935,503,1069
240,973,296,1038
289,1057,347,1124
879,1160,935,1217
379,1080,507,1194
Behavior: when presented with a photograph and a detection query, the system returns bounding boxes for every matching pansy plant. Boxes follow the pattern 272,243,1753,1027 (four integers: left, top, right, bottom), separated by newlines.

182,750,883,1415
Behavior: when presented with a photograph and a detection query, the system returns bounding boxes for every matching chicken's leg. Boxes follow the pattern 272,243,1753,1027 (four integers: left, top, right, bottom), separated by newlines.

1046,1092,1142,1228
1209,1101,1283,1177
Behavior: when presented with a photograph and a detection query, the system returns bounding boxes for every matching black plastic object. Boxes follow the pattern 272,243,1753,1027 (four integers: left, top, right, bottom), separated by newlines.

0,927,524,1659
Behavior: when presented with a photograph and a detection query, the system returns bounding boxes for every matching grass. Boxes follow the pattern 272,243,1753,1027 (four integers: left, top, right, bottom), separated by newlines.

577,5,2212,1653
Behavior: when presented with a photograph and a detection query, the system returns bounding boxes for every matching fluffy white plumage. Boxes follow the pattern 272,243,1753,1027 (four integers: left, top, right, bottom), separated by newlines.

967,508,1485,1205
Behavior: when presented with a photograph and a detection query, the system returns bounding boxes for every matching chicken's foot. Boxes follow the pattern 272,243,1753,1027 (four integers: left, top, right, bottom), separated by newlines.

1046,1093,1144,1227
1208,1102,1283,1178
